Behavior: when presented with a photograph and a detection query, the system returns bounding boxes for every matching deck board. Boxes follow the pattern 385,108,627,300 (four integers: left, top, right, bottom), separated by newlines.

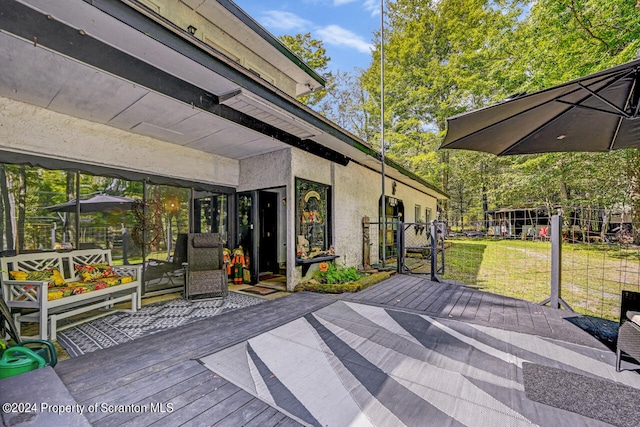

405,280,439,309
339,274,610,348
42,275,615,426
91,369,221,427
184,390,263,426
210,399,279,427
56,291,333,427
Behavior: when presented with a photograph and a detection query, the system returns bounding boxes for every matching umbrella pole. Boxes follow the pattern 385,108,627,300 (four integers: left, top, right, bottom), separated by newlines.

540,214,573,310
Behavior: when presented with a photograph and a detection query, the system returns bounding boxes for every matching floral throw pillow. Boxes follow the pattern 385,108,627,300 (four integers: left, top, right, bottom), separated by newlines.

10,269,66,288
75,263,119,282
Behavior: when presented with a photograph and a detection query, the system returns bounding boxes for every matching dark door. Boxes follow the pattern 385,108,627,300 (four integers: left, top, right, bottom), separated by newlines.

259,191,278,273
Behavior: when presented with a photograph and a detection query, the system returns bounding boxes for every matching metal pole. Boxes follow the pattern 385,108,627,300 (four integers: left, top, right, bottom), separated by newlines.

550,214,561,308
380,0,386,266
166,218,172,260
430,221,437,282
540,214,572,310
121,224,129,265
396,220,402,274
141,181,147,294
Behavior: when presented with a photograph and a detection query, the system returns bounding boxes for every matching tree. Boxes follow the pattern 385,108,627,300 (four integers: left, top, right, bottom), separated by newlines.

314,69,375,141
513,0,640,236
361,0,525,214
0,165,12,251
16,166,27,251
356,0,640,223
279,33,332,107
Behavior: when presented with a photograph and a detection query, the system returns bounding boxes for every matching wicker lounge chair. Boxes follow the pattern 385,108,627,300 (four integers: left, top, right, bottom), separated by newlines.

185,233,228,300
616,290,640,371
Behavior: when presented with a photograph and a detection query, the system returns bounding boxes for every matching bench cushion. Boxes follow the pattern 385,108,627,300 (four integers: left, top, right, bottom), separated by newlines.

47,275,136,300
10,269,66,287
75,263,119,282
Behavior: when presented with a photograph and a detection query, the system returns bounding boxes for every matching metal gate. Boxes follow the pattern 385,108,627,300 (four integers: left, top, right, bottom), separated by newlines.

398,221,446,281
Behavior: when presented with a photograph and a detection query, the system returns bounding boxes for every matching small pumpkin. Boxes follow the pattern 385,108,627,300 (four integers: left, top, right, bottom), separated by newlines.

318,262,329,272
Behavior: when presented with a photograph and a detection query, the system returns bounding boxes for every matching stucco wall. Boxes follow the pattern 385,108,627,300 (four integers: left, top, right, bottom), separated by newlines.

0,97,239,187
290,148,439,286
238,148,291,191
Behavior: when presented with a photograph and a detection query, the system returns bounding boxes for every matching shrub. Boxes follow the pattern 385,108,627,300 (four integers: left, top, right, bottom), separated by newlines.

294,271,393,294
319,264,364,284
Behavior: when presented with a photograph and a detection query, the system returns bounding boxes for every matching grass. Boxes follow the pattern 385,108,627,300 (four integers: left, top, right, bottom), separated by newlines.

442,238,640,321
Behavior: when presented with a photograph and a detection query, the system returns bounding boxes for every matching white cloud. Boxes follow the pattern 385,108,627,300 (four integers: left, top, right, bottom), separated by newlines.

260,11,312,31
316,25,374,53
363,0,381,16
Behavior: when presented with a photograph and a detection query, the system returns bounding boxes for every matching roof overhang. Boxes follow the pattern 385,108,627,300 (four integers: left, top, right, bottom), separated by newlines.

0,0,446,199
180,0,325,94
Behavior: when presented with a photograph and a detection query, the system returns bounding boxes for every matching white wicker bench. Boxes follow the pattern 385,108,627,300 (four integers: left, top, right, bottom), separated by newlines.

1,249,141,340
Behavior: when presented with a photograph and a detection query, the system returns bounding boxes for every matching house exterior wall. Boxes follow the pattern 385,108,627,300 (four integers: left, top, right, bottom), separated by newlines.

2,93,442,290
238,148,291,191
238,147,440,290
0,97,239,188
137,0,298,97
238,148,291,279
290,148,439,288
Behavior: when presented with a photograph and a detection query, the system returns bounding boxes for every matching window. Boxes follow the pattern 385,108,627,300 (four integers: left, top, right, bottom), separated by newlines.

426,208,432,225
415,205,422,223
295,178,331,255
193,193,228,239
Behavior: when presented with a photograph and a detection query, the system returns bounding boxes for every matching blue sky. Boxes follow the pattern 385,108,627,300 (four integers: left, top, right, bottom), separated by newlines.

233,0,381,73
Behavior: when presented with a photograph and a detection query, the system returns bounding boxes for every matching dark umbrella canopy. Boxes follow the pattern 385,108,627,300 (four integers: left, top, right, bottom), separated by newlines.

45,194,136,213
441,58,640,156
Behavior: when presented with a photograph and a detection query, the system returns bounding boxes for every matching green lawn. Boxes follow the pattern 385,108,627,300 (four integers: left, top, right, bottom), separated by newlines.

442,238,640,321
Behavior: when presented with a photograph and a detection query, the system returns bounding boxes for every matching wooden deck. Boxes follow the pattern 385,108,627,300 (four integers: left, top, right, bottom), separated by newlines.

340,274,612,349
53,291,334,426
3,274,619,426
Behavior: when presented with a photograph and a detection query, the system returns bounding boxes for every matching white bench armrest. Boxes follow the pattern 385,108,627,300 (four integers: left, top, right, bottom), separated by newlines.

2,280,48,308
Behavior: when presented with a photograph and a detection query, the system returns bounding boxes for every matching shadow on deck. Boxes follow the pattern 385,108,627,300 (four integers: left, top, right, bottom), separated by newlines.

2,274,633,426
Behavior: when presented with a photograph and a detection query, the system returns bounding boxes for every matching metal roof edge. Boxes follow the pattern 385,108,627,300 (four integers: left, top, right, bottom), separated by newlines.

216,0,326,87
81,0,446,198
108,0,359,149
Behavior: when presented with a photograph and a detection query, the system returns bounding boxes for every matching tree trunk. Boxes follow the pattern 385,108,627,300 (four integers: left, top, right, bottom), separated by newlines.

481,161,488,216
0,165,11,251
16,166,26,251
65,171,76,244
0,167,16,250
601,208,610,242
439,150,449,220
